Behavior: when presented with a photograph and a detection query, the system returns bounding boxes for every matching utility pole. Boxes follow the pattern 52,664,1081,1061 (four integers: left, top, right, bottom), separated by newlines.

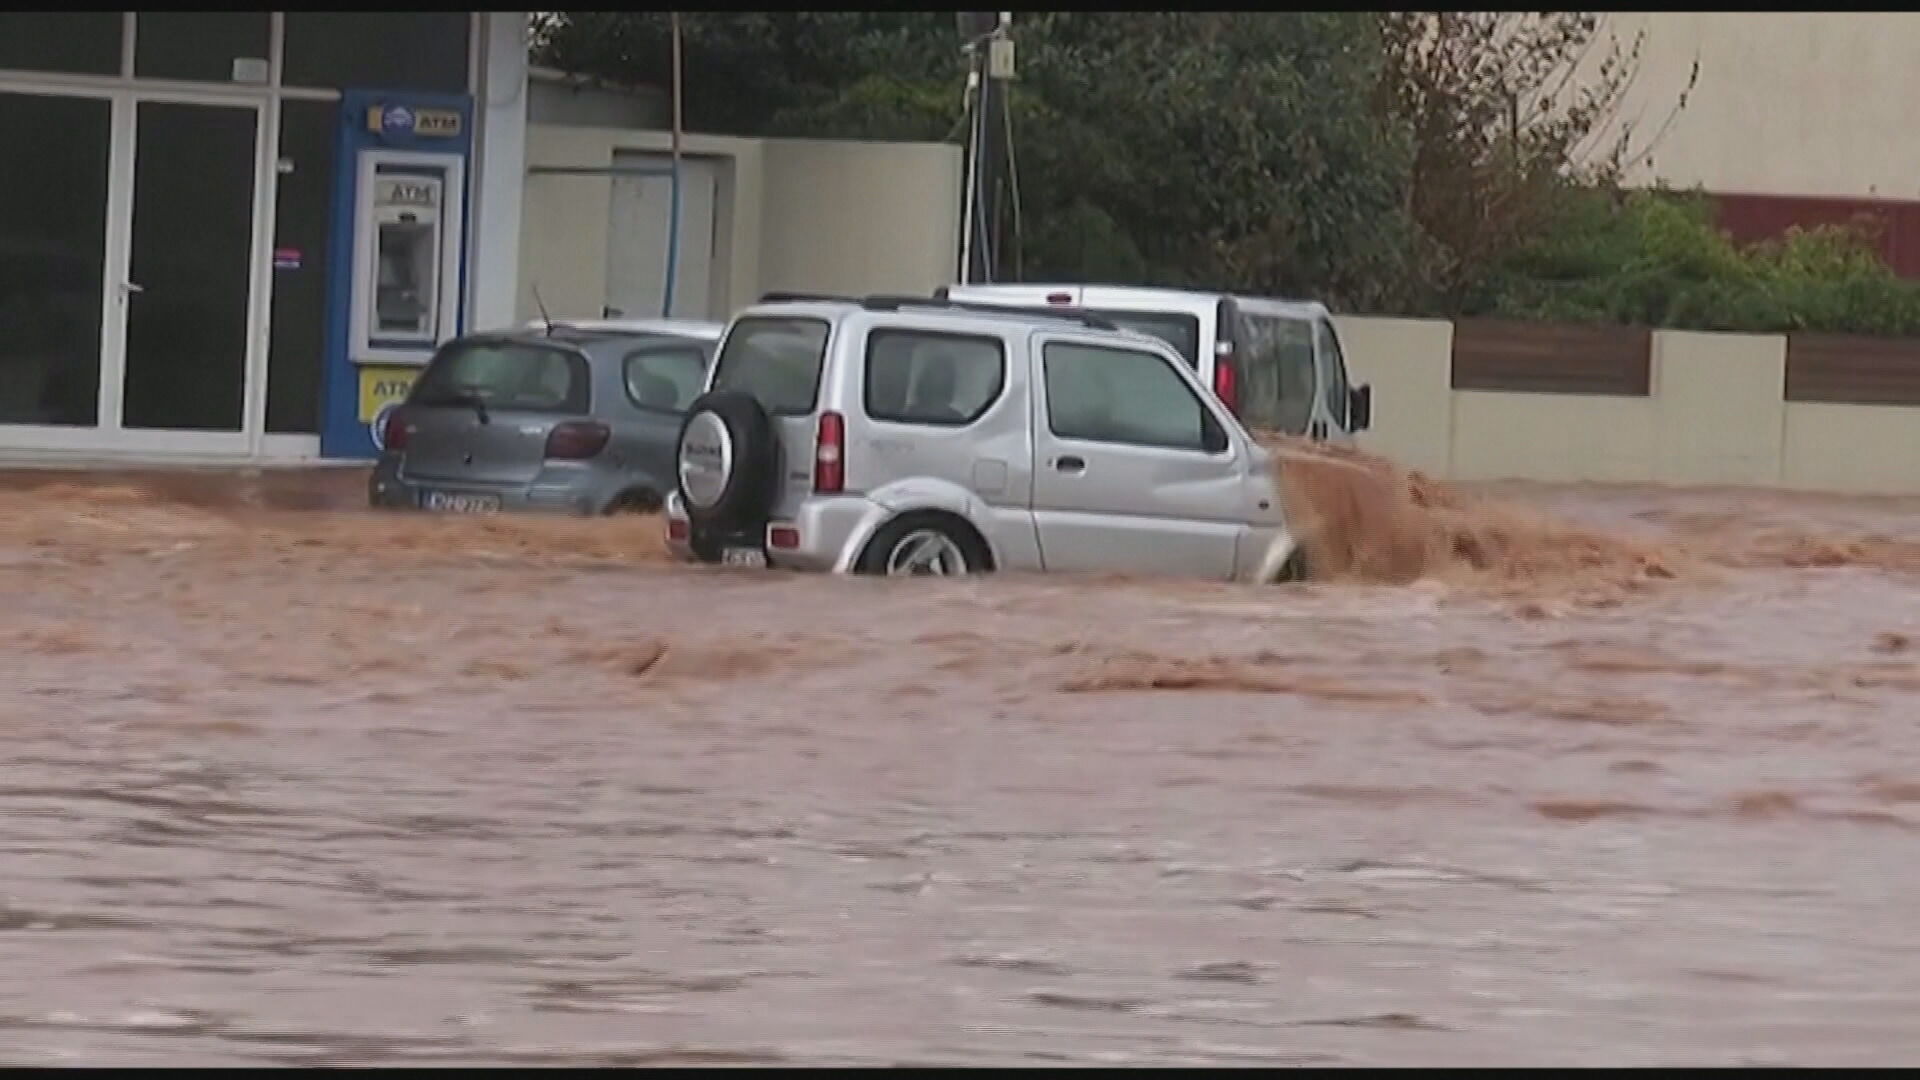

662,11,686,317
957,12,1012,285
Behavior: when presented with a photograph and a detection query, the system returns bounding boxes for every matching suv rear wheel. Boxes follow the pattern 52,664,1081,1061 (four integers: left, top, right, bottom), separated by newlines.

675,390,778,536
857,513,991,577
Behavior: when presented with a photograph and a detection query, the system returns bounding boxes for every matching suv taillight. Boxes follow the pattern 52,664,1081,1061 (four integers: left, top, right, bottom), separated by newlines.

1212,347,1240,414
814,410,845,494
545,420,610,460
382,408,410,452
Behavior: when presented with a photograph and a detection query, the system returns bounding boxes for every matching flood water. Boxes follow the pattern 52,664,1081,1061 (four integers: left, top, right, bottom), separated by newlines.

4,464,1920,1065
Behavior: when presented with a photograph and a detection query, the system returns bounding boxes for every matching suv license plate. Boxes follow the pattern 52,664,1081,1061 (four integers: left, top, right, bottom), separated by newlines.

721,546,767,569
422,490,502,514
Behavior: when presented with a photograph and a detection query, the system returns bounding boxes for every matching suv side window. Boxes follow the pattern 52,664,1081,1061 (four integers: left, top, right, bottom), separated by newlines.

1043,341,1224,453
864,328,1006,426
1236,314,1316,435
622,341,708,412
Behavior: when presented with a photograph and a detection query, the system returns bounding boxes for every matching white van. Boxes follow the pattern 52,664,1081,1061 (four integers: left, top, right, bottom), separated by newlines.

938,283,1370,442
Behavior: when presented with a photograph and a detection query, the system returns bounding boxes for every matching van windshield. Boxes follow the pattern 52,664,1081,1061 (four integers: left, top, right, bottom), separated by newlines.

1082,310,1202,367
710,316,831,415
411,340,589,414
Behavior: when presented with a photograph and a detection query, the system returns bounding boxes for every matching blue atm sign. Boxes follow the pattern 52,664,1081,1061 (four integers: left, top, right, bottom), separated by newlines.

366,103,462,139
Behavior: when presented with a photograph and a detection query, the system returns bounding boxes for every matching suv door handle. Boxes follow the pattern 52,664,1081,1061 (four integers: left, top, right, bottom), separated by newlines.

1053,455,1086,474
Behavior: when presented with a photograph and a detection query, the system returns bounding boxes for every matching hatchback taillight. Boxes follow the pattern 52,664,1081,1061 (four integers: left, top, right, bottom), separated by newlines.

382,408,410,452
814,410,845,494
545,420,610,460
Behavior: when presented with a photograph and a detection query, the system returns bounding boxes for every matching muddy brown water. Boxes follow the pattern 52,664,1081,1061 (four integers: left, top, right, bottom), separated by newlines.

5,464,1920,1065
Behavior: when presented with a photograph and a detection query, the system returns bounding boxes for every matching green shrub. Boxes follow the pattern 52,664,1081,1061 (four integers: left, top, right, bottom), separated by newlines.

1476,187,1920,337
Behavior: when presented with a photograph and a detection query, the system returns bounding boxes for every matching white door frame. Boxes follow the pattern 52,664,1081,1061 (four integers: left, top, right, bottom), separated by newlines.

111,87,274,457
0,76,278,457
0,77,121,453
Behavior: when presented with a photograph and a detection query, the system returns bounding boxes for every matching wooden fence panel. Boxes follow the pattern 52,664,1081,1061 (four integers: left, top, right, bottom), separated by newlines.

1450,319,1652,396
1786,333,1920,406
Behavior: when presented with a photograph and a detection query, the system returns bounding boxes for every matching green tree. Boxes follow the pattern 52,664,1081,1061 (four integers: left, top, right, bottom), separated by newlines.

1006,12,1416,308
532,11,1416,305
1373,12,1698,312
530,12,958,136
1486,188,1920,335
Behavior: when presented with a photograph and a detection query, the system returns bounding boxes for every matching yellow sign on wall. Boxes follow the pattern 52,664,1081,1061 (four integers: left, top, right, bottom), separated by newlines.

358,365,422,424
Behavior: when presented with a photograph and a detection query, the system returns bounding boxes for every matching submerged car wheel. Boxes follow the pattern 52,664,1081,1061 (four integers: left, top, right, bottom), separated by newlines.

1275,547,1310,584
604,489,661,515
857,513,992,578
675,390,778,535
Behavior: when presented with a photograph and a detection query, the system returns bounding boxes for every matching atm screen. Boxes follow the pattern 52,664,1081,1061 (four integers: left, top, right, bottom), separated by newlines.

375,217,437,336
368,171,442,342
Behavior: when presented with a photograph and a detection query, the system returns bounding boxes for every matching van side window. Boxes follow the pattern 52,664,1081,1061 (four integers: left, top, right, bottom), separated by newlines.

1235,314,1315,435
863,328,1006,426
1043,341,1221,453
622,342,708,412
1315,319,1351,426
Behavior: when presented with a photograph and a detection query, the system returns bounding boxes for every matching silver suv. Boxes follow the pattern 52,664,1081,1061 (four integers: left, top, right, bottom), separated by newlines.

662,295,1305,583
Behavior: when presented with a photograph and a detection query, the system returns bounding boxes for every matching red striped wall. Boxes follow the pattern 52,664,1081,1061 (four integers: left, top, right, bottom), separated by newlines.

1713,193,1920,279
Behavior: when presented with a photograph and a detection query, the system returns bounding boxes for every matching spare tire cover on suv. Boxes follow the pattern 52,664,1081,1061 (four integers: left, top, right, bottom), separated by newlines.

675,389,779,532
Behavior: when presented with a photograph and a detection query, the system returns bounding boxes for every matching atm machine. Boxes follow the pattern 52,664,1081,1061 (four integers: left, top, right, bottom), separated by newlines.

318,89,474,459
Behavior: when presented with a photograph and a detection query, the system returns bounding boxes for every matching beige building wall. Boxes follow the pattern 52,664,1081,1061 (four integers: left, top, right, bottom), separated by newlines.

1593,12,1920,198
1332,315,1453,476
1649,330,1785,488
516,124,960,327
758,138,963,299
1334,315,1920,495
1782,405,1920,495
1449,392,1659,484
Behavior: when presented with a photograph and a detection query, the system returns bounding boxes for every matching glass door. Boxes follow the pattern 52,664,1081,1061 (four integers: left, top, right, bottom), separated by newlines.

112,95,266,451
0,88,113,435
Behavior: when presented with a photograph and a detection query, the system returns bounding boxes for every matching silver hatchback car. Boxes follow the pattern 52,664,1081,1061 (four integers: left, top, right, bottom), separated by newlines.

663,295,1306,583
369,320,722,516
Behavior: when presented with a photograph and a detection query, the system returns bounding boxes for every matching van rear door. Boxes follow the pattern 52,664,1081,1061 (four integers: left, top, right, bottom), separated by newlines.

1229,307,1318,438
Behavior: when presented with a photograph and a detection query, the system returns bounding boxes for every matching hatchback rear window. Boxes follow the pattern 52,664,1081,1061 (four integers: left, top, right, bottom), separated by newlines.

411,340,589,414
710,316,831,416
622,341,709,412
1083,310,1202,367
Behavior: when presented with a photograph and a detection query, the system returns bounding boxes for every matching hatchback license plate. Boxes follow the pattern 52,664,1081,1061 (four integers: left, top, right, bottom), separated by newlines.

721,546,767,569
422,490,502,514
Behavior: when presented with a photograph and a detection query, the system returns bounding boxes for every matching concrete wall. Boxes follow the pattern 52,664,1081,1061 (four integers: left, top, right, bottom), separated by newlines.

758,138,963,299
466,12,529,334
1339,316,1920,496
528,72,670,131
516,124,961,326
1591,12,1920,199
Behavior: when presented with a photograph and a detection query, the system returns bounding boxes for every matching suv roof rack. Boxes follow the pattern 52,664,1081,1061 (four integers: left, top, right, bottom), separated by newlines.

860,294,1118,332
758,290,859,304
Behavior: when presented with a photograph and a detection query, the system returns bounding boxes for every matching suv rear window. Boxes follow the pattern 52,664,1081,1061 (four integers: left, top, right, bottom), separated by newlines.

410,340,589,414
710,316,831,416
1083,310,1202,367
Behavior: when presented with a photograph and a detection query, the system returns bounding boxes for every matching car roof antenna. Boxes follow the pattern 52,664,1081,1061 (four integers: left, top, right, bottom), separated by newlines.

531,282,556,335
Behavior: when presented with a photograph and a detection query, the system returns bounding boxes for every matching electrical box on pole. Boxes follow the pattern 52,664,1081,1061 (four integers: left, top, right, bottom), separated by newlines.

988,36,1015,80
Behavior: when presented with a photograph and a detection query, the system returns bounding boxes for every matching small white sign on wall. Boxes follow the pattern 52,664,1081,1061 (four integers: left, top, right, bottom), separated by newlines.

231,57,270,85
